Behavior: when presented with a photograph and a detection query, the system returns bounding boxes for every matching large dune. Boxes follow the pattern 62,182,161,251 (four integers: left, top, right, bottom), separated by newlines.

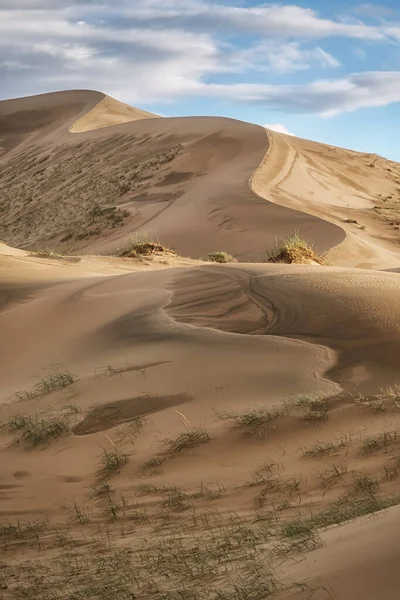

1,91,400,599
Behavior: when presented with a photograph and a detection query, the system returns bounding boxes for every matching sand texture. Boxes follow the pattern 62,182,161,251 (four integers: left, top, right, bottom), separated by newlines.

1,91,400,599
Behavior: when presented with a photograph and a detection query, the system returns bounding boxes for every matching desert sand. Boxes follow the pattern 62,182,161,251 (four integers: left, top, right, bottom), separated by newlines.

1,91,400,599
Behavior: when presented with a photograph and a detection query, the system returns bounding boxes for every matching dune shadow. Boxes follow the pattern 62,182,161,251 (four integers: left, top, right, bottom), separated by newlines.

73,393,193,435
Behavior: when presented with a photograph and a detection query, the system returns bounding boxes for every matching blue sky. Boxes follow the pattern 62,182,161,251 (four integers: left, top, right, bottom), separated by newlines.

1,1,400,160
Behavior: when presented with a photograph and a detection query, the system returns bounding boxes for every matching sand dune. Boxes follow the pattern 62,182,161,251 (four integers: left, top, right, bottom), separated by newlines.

253,129,400,269
1,92,400,598
69,94,160,133
0,90,343,259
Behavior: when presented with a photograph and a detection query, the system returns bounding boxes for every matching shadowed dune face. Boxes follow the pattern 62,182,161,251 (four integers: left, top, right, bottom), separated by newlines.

0,90,105,153
0,91,344,260
73,393,194,435
168,264,400,391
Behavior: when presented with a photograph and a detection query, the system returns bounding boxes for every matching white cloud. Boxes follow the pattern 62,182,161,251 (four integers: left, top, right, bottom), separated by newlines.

120,1,393,41
230,42,340,74
204,71,400,117
265,124,296,136
0,1,400,120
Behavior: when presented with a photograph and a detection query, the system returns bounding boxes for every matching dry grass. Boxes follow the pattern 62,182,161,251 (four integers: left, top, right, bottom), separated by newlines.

359,430,398,455
163,428,210,453
120,231,173,258
217,405,287,437
0,139,184,249
2,411,71,447
7,369,78,403
267,233,325,265
206,251,234,263
285,392,329,423
98,447,130,479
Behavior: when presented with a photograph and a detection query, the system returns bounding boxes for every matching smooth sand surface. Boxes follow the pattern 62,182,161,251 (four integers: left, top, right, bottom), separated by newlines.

69,94,159,133
1,92,400,598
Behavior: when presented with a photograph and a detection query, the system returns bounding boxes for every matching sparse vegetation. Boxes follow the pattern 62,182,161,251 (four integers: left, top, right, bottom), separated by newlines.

163,427,210,452
33,247,66,258
285,392,329,423
98,447,129,478
302,437,349,458
120,231,172,258
33,370,78,396
217,405,287,437
0,141,185,248
359,430,397,455
267,233,325,265
7,369,78,403
2,411,71,447
206,251,234,263
139,456,165,475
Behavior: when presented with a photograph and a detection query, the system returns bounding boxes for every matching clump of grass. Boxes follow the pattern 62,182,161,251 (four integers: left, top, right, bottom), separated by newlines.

0,519,46,542
355,394,387,413
275,519,322,556
217,405,287,437
2,412,70,447
98,447,129,478
267,233,325,265
162,487,191,511
308,493,400,530
359,430,397,455
120,231,172,258
7,369,78,403
33,370,78,396
286,392,329,423
206,251,234,264
163,428,210,453
302,440,343,458
139,456,165,476
348,472,380,498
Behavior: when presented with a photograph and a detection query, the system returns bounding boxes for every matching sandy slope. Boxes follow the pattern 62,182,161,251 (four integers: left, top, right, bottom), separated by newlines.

1,91,400,269
0,91,343,260
252,129,400,269
284,504,400,600
1,92,400,598
1,248,400,597
69,94,159,133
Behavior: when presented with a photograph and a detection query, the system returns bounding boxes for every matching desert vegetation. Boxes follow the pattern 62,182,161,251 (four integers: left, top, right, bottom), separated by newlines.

120,231,172,258
0,140,184,249
206,251,234,263
266,233,325,265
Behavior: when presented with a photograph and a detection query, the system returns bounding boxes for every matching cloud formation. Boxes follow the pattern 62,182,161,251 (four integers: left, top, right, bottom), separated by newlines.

0,1,400,118
265,124,296,136
207,71,400,116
